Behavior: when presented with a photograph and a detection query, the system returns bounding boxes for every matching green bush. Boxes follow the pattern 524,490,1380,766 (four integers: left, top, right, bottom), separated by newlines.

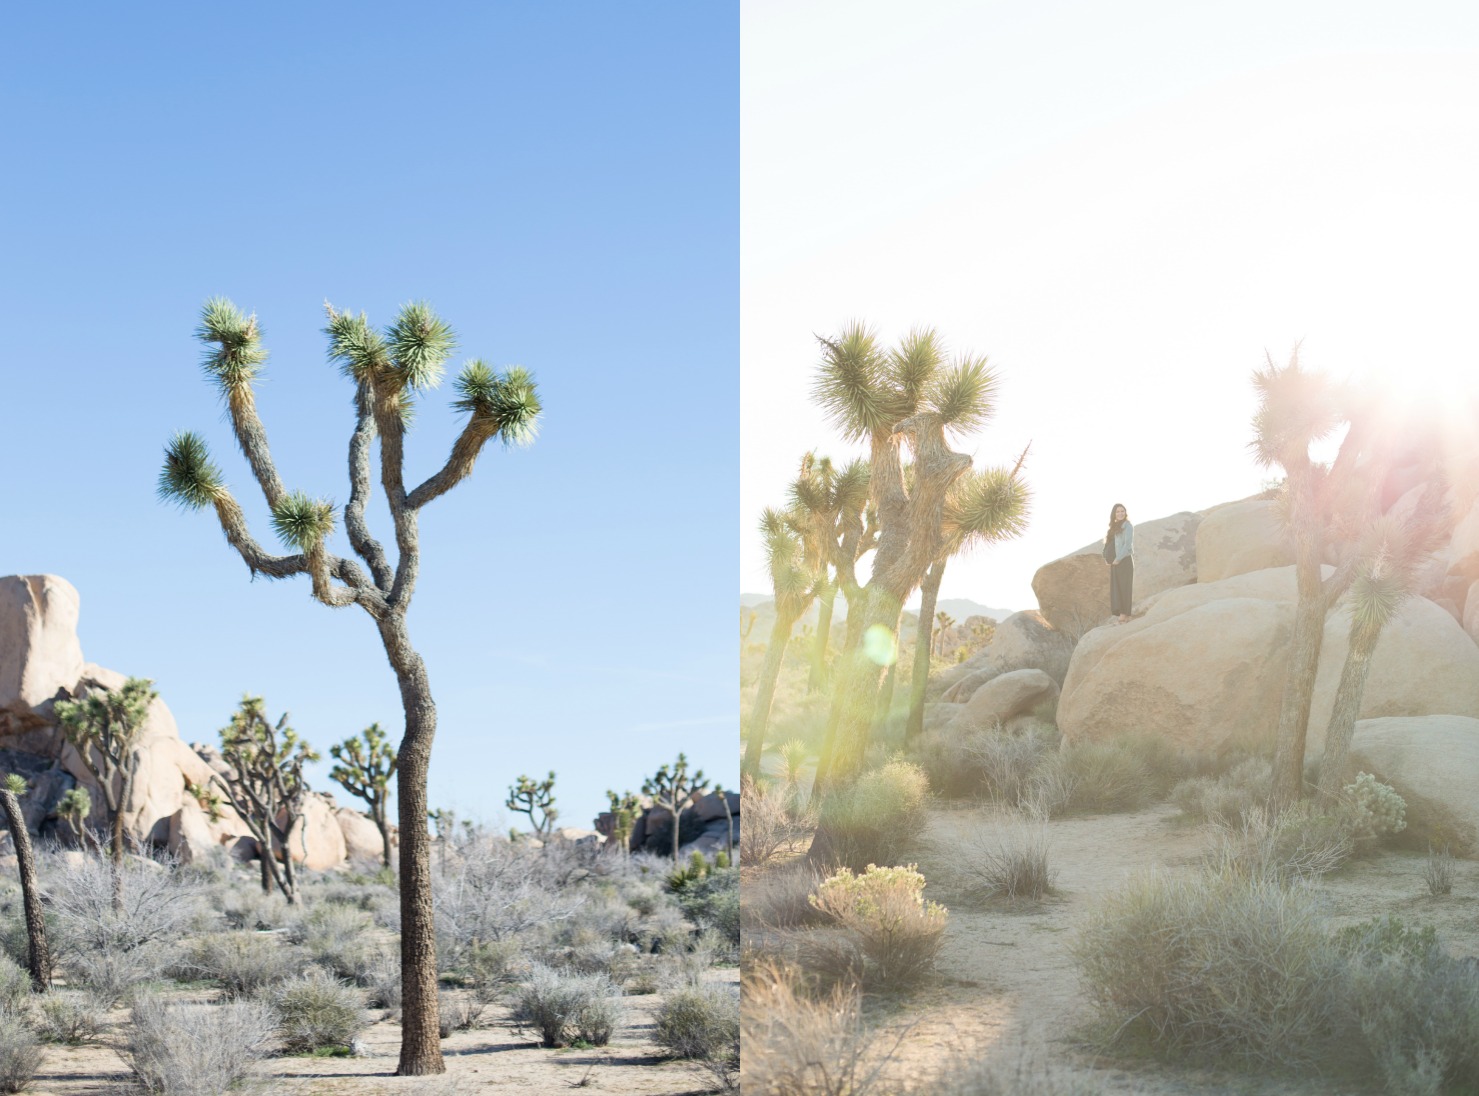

187,931,307,998
678,867,739,951
273,968,366,1054
808,864,947,989
1028,741,1153,818
817,760,930,870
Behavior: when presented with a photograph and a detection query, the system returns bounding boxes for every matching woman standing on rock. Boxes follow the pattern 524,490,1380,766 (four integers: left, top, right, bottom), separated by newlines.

1105,503,1134,623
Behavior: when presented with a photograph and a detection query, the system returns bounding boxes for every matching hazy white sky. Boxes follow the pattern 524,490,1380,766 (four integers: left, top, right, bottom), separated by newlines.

741,1,1479,612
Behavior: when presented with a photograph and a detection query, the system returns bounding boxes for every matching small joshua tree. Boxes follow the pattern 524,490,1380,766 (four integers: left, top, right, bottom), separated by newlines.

158,298,541,1075
605,790,640,855
55,675,157,913
56,786,99,854
505,772,558,840
0,774,50,990
643,753,707,865
329,723,398,868
211,697,320,904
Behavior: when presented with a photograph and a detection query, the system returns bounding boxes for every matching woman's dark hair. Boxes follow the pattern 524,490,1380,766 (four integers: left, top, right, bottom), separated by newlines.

1107,503,1127,540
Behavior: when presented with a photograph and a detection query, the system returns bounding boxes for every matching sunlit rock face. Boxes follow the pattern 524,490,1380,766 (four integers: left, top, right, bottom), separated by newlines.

1195,499,1292,584
1349,715,1479,850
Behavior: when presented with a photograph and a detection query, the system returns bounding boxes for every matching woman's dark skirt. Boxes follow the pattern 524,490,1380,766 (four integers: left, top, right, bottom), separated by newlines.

1110,559,1134,617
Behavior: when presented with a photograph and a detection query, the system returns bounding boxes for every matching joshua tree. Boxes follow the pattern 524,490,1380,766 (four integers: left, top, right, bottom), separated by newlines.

329,723,398,868
904,452,1031,743
643,753,707,864
56,786,99,854
0,774,50,991
605,790,640,855
809,325,1009,800
55,675,156,913
740,505,821,780
1250,351,1379,807
158,298,540,1074
1317,488,1447,802
505,771,559,839
212,697,319,905
932,611,954,657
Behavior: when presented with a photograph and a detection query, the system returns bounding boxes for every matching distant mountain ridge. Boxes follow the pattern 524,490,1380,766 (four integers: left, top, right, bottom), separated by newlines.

740,593,1020,627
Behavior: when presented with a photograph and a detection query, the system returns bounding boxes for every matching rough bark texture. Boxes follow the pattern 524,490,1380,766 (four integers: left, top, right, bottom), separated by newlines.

904,560,946,743
742,613,797,781
1270,474,1326,809
0,790,49,991
381,614,444,1076
808,582,836,693
1316,641,1376,802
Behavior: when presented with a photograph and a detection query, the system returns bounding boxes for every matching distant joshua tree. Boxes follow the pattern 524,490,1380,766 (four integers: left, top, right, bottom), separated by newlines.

643,753,707,864
605,790,641,855
329,723,399,868
157,298,540,1075
790,454,874,691
56,786,99,854
0,774,50,990
55,675,157,913
506,771,559,839
212,697,319,905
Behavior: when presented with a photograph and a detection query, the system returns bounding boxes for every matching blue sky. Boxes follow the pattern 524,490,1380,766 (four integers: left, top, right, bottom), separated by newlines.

1,4,737,828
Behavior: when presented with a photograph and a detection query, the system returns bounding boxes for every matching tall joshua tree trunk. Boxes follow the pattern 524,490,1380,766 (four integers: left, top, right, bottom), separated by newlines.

1315,639,1375,801
808,580,836,692
904,559,945,743
0,779,50,991
741,610,800,780
1270,499,1326,809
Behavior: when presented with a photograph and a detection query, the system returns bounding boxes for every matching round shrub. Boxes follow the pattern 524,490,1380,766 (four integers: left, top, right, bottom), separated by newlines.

512,965,621,1048
808,863,948,988
273,968,366,1054
818,760,929,870
655,984,739,1062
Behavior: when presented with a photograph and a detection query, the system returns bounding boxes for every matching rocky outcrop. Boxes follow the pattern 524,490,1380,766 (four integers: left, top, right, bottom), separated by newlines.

1347,715,1479,849
600,788,739,860
1031,511,1200,633
335,807,387,864
931,611,1075,702
1195,499,1292,583
0,575,85,751
1058,566,1479,754
948,669,1058,734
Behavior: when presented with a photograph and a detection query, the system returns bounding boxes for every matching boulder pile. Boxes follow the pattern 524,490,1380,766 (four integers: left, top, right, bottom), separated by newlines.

0,574,386,869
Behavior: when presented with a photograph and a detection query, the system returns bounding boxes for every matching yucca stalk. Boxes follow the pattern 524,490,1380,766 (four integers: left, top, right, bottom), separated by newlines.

159,299,540,1076
0,774,49,991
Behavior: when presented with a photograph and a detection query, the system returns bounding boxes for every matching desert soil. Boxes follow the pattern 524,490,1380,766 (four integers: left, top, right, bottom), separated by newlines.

24,973,738,1096
862,802,1479,1095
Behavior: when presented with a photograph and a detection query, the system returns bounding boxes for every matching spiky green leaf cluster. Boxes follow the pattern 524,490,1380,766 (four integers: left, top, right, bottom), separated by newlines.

890,328,946,417
453,362,543,447
930,355,997,432
270,491,336,552
2,773,27,797
813,322,890,442
1249,350,1344,469
387,301,457,391
158,431,225,510
945,466,1032,547
197,297,268,393
324,306,390,382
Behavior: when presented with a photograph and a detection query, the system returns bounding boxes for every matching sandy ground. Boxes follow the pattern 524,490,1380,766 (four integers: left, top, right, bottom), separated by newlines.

828,803,1479,1095
24,975,737,1096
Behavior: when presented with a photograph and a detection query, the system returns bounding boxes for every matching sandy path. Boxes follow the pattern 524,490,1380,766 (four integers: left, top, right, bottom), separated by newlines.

854,803,1479,1095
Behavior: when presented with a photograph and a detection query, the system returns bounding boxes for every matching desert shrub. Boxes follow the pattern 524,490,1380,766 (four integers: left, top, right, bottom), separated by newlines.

962,825,1055,902
273,968,366,1054
1170,756,1271,826
635,902,694,955
0,957,28,1018
463,937,526,1002
740,777,796,865
1424,844,1454,897
1073,867,1344,1068
1027,742,1152,818
1340,930,1479,1095
0,914,58,978
357,949,401,1011
1207,802,1355,881
816,761,930,871
962,726,1056,808
1333,916,1439,964
187,931,308,998
923,1035,1099,1096
656,983,740,1076
678,867,740,951
287,903,374,981
740,961,894,1096
808,864,947,989
218,886,290,931
439,988,485,1033
34,992,106,1045
1344,772,1407,842
742,863,829,931
511,965,621,1048
0,1013,43,1094
125,992,274,1095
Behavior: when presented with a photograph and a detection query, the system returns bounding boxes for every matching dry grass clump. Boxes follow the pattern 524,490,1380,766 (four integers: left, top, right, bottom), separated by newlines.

962,726,1057,807
816,761,930,871
124,992,275,1096
286,902,375,981
743,862,831,933
961,825,1056,902
1206,802,1356,881
0,1014,43,1094
1424,844,1454,896
1170,756,1270,826
186,931,308,998
808,864,947,990
272,968,366,1054
655,983,739,1066
740,961,897,1096
34,991,106,1045
510,964,621,1048
1074,867,1344,1069
920,1035,1099,1096
1027,742,1153,818
741,777,796,865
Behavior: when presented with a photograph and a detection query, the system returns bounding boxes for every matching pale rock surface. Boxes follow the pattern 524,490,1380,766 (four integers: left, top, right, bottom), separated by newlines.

1195,499,1291,583
1347,715,1479,844
949,669,1058,734
1465,580,1479,646
1031,511,1200,634
0,575,84,733
335,807,387,863
168,796,258,864
930,611,1075,701
1446,495,1479,582
276,792,348,871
